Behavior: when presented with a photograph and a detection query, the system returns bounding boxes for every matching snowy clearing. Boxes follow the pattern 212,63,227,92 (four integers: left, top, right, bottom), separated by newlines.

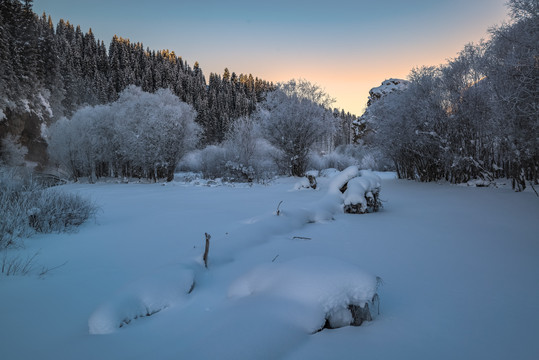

1,173,538,359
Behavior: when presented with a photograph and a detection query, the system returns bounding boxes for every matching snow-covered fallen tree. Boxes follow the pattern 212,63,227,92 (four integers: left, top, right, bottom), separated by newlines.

325,166,382,214
343,170,382,214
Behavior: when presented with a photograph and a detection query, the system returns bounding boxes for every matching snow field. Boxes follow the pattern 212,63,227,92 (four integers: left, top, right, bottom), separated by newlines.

0,172,538,359
88,266,195,334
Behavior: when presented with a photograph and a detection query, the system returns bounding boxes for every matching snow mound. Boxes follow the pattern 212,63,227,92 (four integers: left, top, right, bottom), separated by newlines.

229,256,379,331
319,168,340,178
368,78,410,105
88,267,195,334
293,177,311,190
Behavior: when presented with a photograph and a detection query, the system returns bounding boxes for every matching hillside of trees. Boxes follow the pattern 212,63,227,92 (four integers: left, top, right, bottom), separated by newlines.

1,0,536,189
0,0,277,160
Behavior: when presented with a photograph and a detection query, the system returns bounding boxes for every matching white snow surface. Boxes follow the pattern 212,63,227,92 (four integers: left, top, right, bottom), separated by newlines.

229,256,378,332
369,78,410,102
88,266,195,335
1,172,539,359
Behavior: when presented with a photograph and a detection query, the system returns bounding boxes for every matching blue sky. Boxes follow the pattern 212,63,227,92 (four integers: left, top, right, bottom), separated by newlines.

33,0,509,115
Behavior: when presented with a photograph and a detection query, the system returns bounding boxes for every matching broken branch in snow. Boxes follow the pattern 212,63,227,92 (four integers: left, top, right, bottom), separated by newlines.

39,260,69,277
203,233,211,268
276,200,283,216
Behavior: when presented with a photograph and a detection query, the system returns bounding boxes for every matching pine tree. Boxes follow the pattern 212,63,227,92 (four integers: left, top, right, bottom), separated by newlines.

37,13,64,119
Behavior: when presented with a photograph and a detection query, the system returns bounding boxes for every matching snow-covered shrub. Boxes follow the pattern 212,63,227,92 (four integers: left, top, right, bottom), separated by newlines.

308,151,357,171
257,79,336,176
179,118,278,182
222,116,278,181
308,145,391,173
0,135,28,166
48,86,200,182
28,189,97,233
0,168,36,247
0,167,97,248
196,145,227,179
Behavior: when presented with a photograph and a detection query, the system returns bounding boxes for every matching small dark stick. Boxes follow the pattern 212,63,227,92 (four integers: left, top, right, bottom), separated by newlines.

276,200,283,216
203,232,211,268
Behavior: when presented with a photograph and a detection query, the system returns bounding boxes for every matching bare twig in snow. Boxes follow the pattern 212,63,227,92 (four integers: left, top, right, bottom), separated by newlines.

39,261,69,277
276,200,283,216
203,233,211,268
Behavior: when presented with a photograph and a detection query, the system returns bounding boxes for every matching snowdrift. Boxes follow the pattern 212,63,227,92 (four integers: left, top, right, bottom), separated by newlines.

229,256,380,331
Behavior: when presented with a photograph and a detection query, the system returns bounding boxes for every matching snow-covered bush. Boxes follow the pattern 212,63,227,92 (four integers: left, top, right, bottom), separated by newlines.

195,145,227,180
308,145,391,173
0,167,97,248
28,189,97,233
48,86,200,182
0,168,36,247
0,135,28,166
257,79,337,177
223,116,278,181
179,117,278,182
308,151,358,171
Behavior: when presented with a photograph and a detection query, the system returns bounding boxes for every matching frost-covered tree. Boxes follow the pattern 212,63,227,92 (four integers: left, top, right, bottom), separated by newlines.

483,0,539,189
257,79,336,176
48,86,199,181
223,116,276,181
368,67,450,181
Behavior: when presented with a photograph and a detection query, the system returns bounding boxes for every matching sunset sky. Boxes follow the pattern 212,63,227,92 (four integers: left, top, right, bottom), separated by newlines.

33,0,509,116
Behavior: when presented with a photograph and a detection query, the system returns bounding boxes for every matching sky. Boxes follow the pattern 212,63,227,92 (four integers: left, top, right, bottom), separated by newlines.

32,0,509,116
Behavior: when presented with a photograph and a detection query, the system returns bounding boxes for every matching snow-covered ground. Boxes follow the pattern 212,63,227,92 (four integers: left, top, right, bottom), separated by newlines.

1,172,538,359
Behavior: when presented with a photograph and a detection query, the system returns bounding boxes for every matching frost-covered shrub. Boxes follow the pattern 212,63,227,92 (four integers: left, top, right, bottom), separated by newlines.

197,145,227,179
308,145,391,173
308,151,357,171
28,189,97,233
0,135,28,166
0,168,36,247
257,79,336,176
48,86,200,182
222,116,278,181
0,167,97,248
178,119,279,182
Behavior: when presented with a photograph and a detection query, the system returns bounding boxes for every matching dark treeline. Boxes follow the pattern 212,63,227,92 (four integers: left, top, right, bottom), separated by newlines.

0,0,275,151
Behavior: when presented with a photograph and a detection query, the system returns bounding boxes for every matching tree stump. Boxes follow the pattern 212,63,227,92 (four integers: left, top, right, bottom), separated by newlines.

307,174,317,189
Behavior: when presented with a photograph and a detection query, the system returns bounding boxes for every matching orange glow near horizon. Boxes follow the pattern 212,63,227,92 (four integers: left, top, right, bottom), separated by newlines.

31,0,509,117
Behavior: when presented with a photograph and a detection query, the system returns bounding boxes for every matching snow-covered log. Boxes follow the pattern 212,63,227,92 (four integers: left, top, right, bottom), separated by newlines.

343,170,382,214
